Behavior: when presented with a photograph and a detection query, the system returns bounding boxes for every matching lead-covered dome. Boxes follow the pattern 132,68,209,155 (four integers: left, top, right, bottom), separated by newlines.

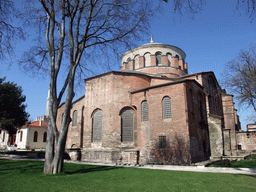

120,38,187,78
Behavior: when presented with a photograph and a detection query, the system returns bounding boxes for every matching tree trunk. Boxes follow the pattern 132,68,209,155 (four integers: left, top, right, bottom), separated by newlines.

44,128,55,174
44,75,74,174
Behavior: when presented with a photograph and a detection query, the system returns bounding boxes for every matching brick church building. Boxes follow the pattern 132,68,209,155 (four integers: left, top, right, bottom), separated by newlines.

56,38,242,165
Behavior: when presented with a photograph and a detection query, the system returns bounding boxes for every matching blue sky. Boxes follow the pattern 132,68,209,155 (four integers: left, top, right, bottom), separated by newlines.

1,0,256,130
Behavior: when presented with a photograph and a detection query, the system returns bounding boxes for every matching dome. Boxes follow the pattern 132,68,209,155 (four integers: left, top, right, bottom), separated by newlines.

120,39,188,78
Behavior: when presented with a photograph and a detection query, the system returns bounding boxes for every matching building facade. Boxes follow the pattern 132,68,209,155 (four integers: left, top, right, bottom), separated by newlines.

56,40,254,164
0,116,48,150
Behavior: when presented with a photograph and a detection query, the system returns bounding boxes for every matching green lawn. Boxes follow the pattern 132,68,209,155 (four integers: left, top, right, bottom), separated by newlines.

0,159,256,192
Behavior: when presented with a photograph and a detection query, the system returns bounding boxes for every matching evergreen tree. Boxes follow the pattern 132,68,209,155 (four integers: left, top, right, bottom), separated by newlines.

0,77,29,134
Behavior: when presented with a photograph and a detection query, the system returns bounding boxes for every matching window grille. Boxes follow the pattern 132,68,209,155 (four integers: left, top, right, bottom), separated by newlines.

159,136,167,148
73,110,78,126
142,100,149,121
92,110,103,142
163,96,172,119
121,109,134,142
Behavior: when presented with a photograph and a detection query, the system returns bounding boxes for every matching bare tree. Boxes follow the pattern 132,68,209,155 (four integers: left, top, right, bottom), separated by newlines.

236,0,256,20
19,0,209,174
222,45,256,114
0,0,25,62
21,0,154,174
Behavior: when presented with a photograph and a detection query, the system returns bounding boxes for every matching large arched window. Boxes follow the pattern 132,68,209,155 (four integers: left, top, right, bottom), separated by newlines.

43,132,47,142
92,109,103,142
121,109,134,142
141,100,149,121
33,131,38,142
73,110,78,126
156,52,162,66
163,96,172,119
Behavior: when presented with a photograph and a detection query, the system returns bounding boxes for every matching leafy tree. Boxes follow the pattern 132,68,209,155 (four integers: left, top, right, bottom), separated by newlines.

222,45,256,115
0,77,29,134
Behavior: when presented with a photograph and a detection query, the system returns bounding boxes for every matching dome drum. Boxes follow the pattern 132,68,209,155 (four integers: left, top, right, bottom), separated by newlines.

121,43,187,76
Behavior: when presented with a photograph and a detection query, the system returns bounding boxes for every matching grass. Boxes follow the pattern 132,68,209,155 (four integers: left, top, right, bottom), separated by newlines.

0,159,256,192
209,155,256,168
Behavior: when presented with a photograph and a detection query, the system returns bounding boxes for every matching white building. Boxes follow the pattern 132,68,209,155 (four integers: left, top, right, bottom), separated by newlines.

0,116,48,150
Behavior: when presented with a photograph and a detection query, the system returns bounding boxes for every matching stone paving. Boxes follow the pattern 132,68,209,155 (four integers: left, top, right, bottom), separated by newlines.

1,154,256,175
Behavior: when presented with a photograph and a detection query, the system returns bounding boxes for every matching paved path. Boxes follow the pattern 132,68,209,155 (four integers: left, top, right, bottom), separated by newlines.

1,154,256,175
66,160,256,175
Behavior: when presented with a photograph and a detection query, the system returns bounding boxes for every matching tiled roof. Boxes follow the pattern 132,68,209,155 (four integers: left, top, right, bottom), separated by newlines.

22,120,48,128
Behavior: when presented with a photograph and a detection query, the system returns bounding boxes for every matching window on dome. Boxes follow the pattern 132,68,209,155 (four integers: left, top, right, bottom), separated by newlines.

156,52,162,66
144,53,151,67
167,53,172,66
134,55,140,69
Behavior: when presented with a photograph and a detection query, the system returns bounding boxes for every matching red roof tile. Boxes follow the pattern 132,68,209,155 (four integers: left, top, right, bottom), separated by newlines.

22,120,48,128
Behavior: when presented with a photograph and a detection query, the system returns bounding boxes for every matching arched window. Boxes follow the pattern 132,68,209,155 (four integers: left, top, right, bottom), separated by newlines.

121,109,134,142
167,53,172,66
190,89,194,118
134,55,140,69
20,131,23,142
156,52,162,66
92,109,103,142
43,132,47,142
33,131,38,142
141,100,149,121
73,110,77,126
163,96,172,119
144,53,151,67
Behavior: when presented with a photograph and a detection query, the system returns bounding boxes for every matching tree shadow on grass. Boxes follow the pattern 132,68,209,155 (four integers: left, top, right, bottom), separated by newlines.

64,165,124,175
0,159,43,174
